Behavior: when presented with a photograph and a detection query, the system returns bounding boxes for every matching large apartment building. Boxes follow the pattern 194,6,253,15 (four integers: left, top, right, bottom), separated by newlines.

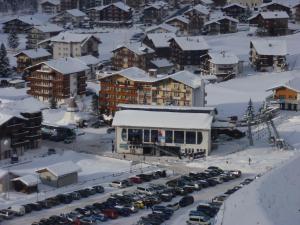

99,67,206,114
26,57,89,104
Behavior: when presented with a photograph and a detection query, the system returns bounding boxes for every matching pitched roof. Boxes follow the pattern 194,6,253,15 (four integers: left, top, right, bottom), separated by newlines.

15,48,51,59
38,57,89,74
89,2,131,12
113,110,213,130
145,1,167,10
150,58,174,68
145,23,178,33
41,0,60,6
32,24,63,33
75,55,100,65
166,15,190,24
186,4,210,15
100,67,203,88
208,52,239,65
251,39,287,56
267,77,300,92
49,32,101,44
200,0,213,5
3,15,43,26
260,1,290,9
36,161,81,177
204,16,238,25
113,42,154,55
168,70,203,89
66,9,87,17
12,174,40,186
171,36,209,51
145,33,176,48
0,113,13,126
260,11,289,19
222,3,246,10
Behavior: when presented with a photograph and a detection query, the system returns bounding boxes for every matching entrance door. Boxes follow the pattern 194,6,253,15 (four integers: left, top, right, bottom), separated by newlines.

288,103,292,110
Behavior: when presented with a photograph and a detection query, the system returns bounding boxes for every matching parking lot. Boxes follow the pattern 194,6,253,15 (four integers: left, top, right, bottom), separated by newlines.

1,166,255,225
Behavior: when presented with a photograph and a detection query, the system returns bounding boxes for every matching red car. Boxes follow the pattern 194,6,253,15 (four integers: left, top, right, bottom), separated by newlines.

103,208,119,219
129,176,143,184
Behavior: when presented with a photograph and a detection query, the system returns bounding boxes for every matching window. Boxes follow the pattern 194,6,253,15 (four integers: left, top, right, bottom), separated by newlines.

151,130,158,142
186,131,196,144
144,129,150,142
121,129,127,141
174,131,184,144
128,129,143,143
197,132,203,144
165,130,173,143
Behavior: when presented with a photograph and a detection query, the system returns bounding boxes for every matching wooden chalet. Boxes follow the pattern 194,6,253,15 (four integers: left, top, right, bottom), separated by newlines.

60,0,79,11
165,16,190,35
26,24,63,49
250,39,287,72
204,16,238,34
50,9,88,28
2,16,43,34
112,43,155,70
143,33,176,58
15,48,52,73
87,2,132,27
260,2,291,16
222,3,246,19
0,111,42,160
184,4,210,35
293,3,300,22
169,36,209,69
248,11,289,36
41,0,61,14
143,1,167,24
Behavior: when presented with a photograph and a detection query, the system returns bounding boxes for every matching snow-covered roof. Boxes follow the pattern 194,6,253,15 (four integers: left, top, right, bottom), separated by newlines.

145,1,167,10
113,42,154,55
222,3,246,10
75,55,100,66
3,15,43,26
145,23,178,33
15,48,51,59
118,104,216,112
49,32,101,44
168,70,203,89
35,57,89,74
101,67,203,88
260,1,290,9
200,0,213,5
260,11,289,19
145,33,176,48
32,24,63,33
36,161,81,177
12,174,40,186
89,2,131,12
251,39,287,56
0,113,13,126
150,58,174,68
267,77,300,92
41,0,60,6
186,4,210,15
66,9,87,17
171,36,209,51
166,15,190,24
113,110,213,130
209,52,239,65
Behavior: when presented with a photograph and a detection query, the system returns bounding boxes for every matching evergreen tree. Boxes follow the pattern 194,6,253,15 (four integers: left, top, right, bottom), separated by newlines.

91,94,99,116
7,31,19,50
0,43,11,78
49,97,57,109
245,98,255,121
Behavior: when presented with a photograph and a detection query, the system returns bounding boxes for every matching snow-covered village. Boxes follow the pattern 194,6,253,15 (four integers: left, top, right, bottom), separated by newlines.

0,0,300,224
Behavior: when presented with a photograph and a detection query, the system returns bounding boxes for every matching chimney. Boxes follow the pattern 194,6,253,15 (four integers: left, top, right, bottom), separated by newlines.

148,69,157,78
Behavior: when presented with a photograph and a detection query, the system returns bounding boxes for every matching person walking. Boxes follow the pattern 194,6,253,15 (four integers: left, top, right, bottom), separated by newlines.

248,157,252,165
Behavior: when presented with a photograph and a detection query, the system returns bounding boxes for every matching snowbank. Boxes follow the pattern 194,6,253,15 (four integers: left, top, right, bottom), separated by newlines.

215,153,300,225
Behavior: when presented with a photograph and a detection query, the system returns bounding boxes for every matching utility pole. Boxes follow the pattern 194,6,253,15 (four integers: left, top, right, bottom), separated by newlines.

245,99,254,146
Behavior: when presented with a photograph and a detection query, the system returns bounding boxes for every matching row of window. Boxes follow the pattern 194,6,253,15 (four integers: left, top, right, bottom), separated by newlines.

122,129,203,145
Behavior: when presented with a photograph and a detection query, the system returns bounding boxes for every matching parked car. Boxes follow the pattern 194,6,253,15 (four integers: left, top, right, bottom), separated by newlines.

92,185,105,193
8,205,25,216
0,209,15,219
56,194,73,204
137,186,156,195
179,195,194,207
47,148,56,155
102,208,119,219
129,176,143,184
110,181,127,188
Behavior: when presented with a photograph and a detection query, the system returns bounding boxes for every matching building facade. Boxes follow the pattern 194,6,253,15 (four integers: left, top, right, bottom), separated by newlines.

26,24,63,49
15,48,52,73
113,109,213,157
26,57,89,104
41,0,61,14
250,39,287,72
0,111,42,160
99,67,206,114
112,43,155,70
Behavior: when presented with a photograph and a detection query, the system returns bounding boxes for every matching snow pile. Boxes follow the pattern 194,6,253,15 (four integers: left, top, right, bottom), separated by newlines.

215,153,300,225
